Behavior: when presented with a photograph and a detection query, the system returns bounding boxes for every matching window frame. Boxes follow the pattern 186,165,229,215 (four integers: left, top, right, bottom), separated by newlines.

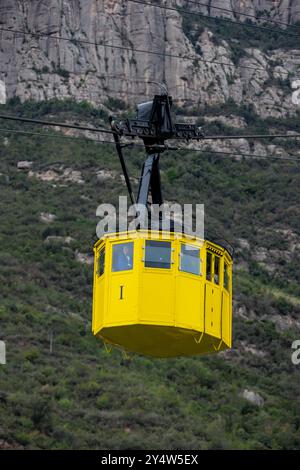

97,247,105,277
112,241,134,273
206,251,213,281
214,255,220,285
144,240,172,269
179,243,201,276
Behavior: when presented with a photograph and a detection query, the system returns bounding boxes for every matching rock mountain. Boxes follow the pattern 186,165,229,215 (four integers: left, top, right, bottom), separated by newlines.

1,0,300,118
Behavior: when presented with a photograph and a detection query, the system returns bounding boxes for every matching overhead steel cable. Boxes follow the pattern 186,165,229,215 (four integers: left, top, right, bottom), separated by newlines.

1,127,300,163
0,127,115,144
0,114,115,135
185,0,300,31
0,126,175,150
129,0,300,38
0,27,278,74
176,146,300,162
201,133,300,140
1,114,300,141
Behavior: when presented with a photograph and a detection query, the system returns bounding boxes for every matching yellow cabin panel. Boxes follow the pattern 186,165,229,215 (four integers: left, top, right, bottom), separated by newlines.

139,271,174,325
107,271,138,325
205,283,213,335
92,249,97,333
93,245,106,334
94,276,106,332
205,283,221,339
212,285,222,339
175,274,204,331
221,290,231,347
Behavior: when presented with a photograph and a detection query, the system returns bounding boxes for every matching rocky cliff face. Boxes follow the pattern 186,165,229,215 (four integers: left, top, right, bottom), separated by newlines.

192,0,300,23
0,0,300,118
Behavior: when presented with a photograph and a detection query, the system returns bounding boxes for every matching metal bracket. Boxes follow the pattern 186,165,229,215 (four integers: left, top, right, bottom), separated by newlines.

212,339,223,351
103,341,113,354
121,349,133,360
194,332,204,344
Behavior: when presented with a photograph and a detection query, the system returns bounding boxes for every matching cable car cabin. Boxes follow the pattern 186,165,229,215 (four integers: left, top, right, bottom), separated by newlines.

93,94,233,358
92,230,232,358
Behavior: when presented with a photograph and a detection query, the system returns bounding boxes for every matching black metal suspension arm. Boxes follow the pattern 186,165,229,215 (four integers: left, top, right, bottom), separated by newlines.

110,117,135,206
137,154,163,206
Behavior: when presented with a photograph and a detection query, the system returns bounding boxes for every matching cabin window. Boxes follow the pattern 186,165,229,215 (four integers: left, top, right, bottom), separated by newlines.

112,242,134,272
224,262,230,291
145,240,171,269
180,244,200,275
214,256,220,285
97,248,105,277
206,252,212,281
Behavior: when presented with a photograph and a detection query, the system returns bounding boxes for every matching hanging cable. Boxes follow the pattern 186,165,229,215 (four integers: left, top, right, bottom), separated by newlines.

129,0,300,38
184,0,300,31
1,126,300,163
0,27,279,74
1,114,300,141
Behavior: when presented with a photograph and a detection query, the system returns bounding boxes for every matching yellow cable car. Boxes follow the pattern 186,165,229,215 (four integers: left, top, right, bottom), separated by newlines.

92,93,233,357
93,230,232,357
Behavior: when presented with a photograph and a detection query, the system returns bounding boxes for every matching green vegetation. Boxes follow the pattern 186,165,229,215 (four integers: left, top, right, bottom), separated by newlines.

0,100,299,449
6,96,109,123
182,12,300,57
